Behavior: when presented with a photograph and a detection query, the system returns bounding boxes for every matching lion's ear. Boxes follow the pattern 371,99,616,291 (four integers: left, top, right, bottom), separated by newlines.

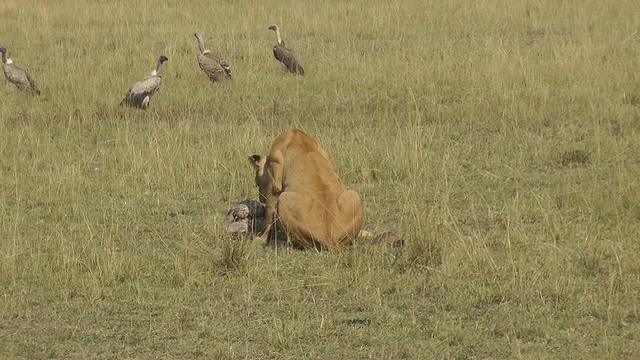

249,155,265,171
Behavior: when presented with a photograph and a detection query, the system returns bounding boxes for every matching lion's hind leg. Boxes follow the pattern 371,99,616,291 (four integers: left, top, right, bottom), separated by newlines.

276,191,327,249
334,190,364,245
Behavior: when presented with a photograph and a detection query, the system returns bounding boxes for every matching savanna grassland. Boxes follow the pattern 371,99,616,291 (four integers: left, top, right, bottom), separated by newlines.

1,0,640,358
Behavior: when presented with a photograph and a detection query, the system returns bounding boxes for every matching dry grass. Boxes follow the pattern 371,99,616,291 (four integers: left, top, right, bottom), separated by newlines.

1,0,640,358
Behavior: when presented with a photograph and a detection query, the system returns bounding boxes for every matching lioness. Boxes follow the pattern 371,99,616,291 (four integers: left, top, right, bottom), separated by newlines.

249,129,363,250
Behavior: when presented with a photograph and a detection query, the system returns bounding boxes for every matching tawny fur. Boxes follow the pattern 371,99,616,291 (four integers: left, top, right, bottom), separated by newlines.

250,129,363,250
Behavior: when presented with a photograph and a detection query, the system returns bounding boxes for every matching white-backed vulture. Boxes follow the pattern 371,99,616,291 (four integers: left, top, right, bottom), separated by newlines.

194,32,231,82
0,47,40,95
268,25,305,75
120,55,168,109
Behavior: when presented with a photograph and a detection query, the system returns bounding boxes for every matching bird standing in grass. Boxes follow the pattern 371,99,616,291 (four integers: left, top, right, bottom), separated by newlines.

120,55,168,109
194,32,231,82
268,25,305,75
0,47,40,95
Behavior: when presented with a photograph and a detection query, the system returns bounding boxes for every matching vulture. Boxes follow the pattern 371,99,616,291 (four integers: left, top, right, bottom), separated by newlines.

268,25,305,75
120,55,168,109
194,32,231,82
0,47,40,95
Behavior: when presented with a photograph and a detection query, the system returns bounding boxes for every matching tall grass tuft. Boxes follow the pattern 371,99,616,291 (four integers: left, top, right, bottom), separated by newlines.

216,238,251,275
